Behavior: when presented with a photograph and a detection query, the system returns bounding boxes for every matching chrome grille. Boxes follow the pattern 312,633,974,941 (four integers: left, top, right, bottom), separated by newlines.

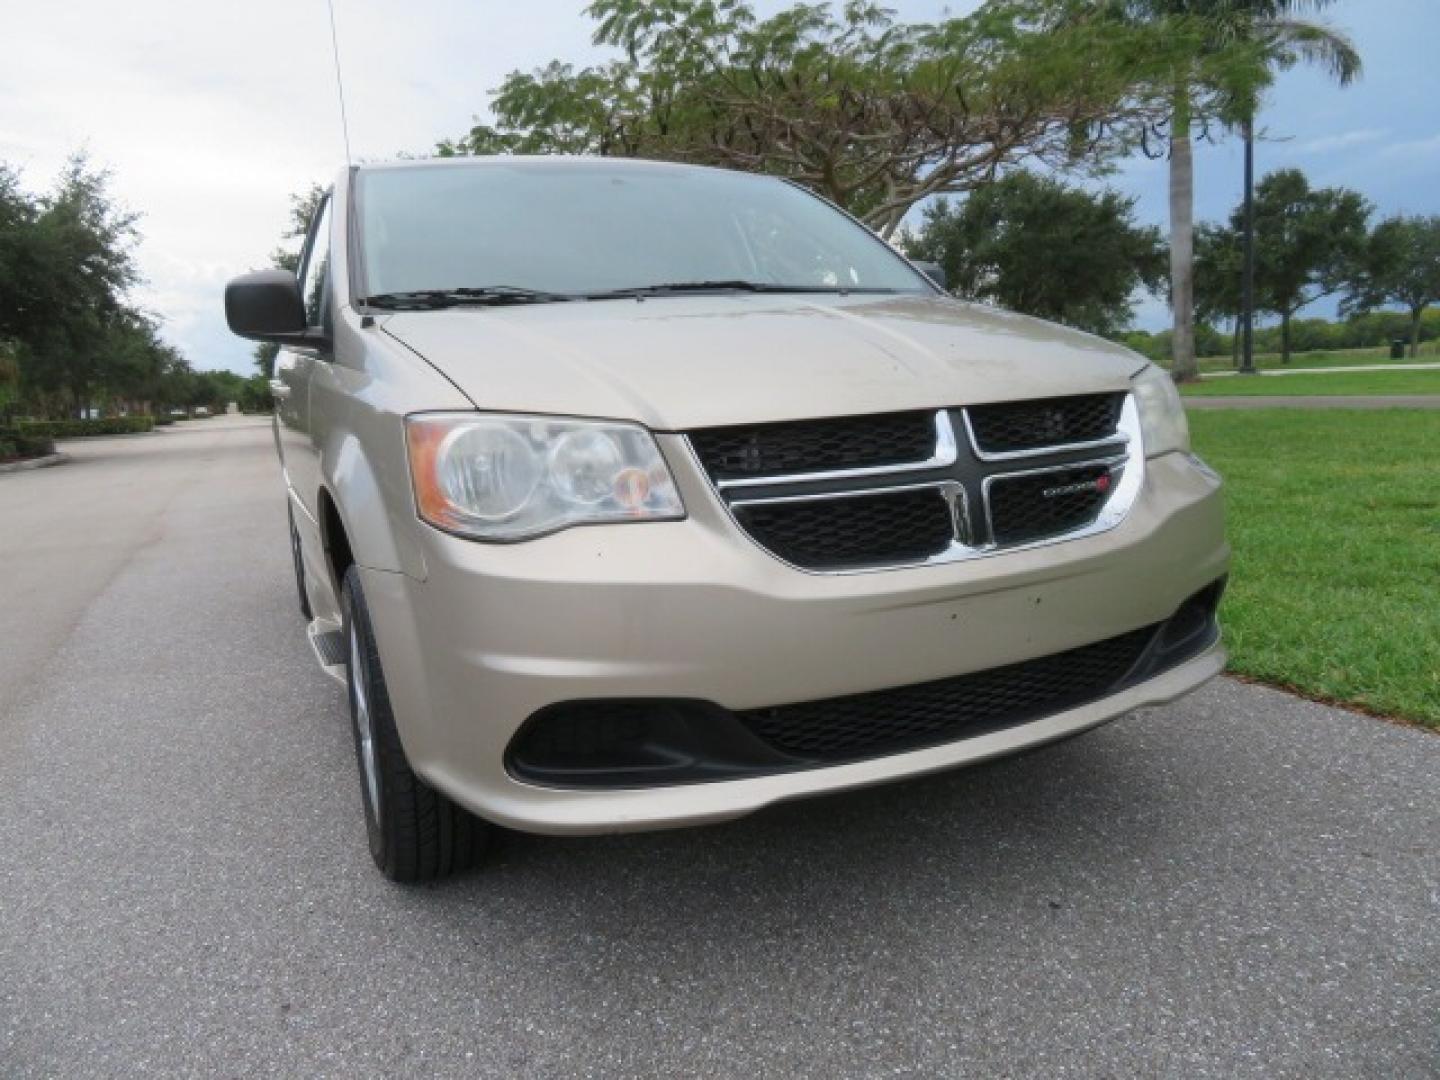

687,394,1140,573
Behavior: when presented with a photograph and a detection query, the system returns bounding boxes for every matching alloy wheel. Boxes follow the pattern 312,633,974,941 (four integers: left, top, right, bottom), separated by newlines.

349,623,381,820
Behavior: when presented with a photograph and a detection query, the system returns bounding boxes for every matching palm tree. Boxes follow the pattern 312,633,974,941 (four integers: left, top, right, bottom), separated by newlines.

1123,1,1361,381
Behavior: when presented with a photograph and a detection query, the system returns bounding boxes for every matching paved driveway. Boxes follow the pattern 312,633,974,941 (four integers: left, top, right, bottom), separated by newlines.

1,417,1436,1077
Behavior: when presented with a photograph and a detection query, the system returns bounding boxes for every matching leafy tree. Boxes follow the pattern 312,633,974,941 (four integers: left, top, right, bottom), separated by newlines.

148,347,195,415
1219,168,1369,363
1193,219,1245,363
2,161,98,381
0,341,20,423
904,172,1166,335
0,166,42,348
273,185,326,275
238,373,275,413
1345,215,1440,358
187,369,246,413
0,154,204,420
1112,0,1361,380
441,0,1186,237
1194,221,1242,326
4,155,145,415
1123,308,1440,364
97,311,192,414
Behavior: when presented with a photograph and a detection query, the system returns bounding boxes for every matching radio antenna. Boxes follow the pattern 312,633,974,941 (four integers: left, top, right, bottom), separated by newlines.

325,0,353,165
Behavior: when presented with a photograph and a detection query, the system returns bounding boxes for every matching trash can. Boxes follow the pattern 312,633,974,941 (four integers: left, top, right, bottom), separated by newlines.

1390,338,1407,360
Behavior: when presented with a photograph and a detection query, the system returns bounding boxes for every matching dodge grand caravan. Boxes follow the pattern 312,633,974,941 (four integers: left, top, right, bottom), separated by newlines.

225,157,1227,882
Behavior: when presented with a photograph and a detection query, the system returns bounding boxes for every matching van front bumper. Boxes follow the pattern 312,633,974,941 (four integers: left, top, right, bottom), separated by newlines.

360,448,1228,835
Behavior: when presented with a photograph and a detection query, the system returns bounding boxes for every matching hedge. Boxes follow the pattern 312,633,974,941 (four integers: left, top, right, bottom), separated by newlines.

18,416,155,438
0,427,56,459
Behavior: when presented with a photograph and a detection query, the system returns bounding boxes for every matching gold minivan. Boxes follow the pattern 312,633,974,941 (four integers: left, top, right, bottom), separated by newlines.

226,157,1227,881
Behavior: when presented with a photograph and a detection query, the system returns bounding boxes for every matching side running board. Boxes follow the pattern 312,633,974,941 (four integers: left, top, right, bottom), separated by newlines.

306,618,348,686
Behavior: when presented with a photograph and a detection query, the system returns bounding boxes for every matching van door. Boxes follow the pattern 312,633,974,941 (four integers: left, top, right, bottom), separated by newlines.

271,194,333,519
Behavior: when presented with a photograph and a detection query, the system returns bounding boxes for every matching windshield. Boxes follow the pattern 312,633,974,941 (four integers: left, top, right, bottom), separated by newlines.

355,161,929,299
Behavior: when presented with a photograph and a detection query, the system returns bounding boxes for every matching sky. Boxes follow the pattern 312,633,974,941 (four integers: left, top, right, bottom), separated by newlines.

3,0,1437,375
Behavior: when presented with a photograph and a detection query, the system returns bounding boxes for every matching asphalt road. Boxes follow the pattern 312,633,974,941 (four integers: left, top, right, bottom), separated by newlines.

1,417,1436,1078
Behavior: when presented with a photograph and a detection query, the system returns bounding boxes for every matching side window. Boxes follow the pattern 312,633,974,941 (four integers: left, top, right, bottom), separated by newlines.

297,196,333,328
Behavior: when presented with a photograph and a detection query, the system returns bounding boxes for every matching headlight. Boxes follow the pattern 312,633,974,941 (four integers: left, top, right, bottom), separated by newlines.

1131,364,1190,457
406,413,685,541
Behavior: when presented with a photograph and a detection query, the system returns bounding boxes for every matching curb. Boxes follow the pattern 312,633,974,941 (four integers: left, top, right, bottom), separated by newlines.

54,429,163,440
0,452,71,474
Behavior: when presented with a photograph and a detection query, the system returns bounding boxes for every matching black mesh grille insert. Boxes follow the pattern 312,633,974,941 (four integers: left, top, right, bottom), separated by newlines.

737,624,1155,761
734,488,954,570
988,464,1116,546
968,393,1123,454
690,411,934,480
515,702,649,761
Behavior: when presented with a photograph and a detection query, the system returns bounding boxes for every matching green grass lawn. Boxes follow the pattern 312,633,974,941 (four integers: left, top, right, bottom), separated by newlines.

1189,410,1440,727
1181,368,1440,397
1197,341,1439,373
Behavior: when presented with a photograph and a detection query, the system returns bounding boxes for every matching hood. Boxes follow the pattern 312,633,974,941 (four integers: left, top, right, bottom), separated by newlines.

381,294,1148,431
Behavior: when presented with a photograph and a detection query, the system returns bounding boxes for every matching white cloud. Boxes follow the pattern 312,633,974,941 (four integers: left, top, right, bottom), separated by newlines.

1296,128,1388,154
1378,133,1440,160
2,0,608,373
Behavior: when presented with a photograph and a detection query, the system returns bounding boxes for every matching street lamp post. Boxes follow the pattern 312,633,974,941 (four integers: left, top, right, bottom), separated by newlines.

1239,119,1258,375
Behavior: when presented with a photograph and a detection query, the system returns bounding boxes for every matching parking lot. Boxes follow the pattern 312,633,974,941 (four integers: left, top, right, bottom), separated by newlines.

1,417,1435,1077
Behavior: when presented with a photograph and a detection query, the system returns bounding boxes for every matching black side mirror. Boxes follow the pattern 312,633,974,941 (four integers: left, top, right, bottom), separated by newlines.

913,261,948,291
225,270,326,347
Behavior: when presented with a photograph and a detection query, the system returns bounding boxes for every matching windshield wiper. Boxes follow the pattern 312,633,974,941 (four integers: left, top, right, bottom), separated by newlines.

582,280,901,300
364,281,906,309
362,286,578,310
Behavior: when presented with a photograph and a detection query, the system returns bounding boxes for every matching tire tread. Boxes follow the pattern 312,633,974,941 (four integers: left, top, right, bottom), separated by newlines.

342,566,487,882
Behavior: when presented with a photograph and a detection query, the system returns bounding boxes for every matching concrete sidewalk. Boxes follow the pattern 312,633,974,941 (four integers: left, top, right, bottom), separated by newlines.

1202,361,1440,378
1185,394,1440,409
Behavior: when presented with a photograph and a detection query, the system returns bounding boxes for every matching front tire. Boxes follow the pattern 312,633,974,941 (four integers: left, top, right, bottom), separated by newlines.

341,566,489,881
